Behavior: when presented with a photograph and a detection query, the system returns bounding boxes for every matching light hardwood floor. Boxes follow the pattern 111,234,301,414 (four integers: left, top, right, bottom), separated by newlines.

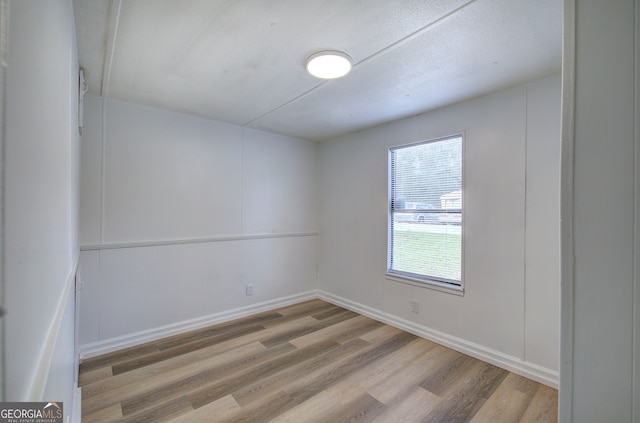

79,299,558,423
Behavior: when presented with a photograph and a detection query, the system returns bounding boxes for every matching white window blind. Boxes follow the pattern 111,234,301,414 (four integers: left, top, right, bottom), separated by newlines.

388,135,463,286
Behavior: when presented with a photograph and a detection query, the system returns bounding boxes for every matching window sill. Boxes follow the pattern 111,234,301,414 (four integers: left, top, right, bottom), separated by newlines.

385,273,464,296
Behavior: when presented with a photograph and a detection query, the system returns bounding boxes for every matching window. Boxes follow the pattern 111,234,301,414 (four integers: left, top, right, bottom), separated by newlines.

388,135,463,289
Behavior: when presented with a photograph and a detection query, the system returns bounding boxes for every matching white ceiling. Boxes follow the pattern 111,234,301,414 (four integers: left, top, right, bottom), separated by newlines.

73,0,562,142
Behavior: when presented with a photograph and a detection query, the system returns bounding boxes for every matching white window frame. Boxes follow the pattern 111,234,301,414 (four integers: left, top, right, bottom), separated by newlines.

386,134,464,294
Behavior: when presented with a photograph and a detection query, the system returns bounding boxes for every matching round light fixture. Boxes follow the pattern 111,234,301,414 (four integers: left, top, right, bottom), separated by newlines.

306,50,352,79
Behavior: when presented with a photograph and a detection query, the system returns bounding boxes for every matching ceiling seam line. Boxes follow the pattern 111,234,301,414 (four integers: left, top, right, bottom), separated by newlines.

243,0,479,128
352,0,479,70
101,0,122,97
241,81,329,127
175,0,236,69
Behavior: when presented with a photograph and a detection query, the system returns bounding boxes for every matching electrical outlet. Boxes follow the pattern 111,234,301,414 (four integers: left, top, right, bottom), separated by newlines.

411,299,419,313
245,284,254,296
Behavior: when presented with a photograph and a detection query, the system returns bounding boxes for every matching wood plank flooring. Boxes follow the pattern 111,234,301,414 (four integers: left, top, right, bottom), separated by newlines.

79,300,558,423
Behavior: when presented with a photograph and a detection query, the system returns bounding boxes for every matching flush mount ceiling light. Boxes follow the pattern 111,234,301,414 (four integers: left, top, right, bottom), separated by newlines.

306,50,352,79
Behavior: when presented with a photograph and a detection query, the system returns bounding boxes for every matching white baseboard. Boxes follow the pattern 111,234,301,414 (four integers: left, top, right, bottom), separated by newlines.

316,290,559,388
79,288,558,389
71,386,81,423
29,253,79,401
79,290,319,359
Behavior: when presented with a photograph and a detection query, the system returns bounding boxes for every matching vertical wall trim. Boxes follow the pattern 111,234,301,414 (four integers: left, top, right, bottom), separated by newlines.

100,98,106,244
522,85,528,363
97,250,102,342
633,1,639,421
560,0,576,421
240,127,245,235
0,0,8,402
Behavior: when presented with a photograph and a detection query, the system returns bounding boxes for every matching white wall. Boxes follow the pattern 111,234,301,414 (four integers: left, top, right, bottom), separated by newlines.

524,77,561,370
318,74,561,385
4,0,80,415
78,96,318,352
561,0,639,421
76,64,561,396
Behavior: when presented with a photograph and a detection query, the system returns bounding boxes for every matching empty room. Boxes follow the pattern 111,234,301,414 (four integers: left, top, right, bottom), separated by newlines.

2,1,638,422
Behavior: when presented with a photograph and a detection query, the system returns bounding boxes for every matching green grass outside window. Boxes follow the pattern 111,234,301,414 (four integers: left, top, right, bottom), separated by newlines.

392,229,461,282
